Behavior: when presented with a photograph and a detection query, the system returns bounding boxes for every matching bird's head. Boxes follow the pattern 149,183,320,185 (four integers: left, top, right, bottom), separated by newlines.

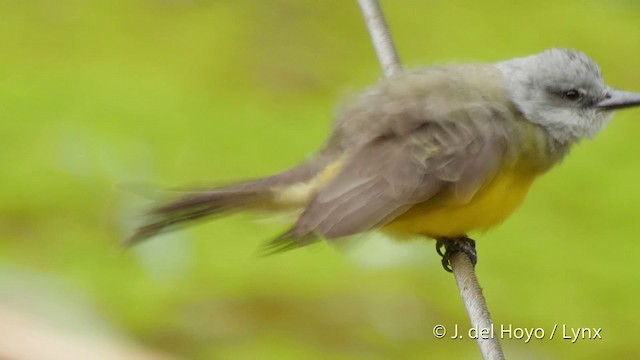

497,48,640,144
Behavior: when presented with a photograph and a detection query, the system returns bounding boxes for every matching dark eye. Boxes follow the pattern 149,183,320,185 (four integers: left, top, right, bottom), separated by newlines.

563,89,582,101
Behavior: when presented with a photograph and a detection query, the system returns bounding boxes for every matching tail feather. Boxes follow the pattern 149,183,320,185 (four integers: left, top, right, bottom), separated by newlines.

125,154,333,249
125,188,273,247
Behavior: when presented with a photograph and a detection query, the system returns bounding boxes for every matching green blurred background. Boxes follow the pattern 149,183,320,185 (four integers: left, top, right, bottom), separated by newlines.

1,0,640,359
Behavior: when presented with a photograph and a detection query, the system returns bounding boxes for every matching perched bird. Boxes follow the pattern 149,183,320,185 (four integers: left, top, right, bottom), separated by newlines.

127,49,640,257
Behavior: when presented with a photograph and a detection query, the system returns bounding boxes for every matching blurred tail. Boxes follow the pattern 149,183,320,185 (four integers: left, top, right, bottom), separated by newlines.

125,184,275,247
125,155,332,247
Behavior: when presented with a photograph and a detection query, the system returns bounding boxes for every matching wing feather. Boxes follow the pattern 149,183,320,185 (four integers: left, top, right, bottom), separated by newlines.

266,67,513,250
274,116,507,246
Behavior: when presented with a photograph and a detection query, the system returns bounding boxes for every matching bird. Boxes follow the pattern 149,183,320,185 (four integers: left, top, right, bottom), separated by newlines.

126,49,640,261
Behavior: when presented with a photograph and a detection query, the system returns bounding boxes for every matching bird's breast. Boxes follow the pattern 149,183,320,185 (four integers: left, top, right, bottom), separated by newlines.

382,165,540,239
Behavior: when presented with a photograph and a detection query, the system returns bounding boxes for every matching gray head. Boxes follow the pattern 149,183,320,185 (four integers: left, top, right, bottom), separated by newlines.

497,49,640,144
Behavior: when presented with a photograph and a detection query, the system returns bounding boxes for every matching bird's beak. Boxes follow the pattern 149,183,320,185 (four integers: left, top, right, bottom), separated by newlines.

597,89,640,110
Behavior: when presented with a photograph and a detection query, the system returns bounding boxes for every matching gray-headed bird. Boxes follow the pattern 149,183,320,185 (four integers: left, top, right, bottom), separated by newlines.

127,49,640,258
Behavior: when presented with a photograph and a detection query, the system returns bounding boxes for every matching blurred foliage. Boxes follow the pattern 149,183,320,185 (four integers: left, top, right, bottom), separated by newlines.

1,0,640,359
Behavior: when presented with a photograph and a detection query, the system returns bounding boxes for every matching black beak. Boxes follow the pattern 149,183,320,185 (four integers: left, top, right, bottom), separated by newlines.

597,89,640,110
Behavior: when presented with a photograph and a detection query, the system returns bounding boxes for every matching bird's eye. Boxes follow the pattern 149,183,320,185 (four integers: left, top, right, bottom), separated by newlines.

563,89,582,101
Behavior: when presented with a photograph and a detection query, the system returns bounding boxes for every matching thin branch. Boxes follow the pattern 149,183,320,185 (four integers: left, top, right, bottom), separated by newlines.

449,250,505,360
357,0,402,77
356,1,505,359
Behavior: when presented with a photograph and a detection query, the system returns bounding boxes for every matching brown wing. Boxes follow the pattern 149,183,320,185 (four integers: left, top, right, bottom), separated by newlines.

266,116,507,252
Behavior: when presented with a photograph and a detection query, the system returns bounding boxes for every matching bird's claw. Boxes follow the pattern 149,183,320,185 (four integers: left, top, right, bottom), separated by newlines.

435,237,477,273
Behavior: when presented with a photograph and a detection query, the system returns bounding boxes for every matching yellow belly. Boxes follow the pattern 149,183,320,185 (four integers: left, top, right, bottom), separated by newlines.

383,168,538,238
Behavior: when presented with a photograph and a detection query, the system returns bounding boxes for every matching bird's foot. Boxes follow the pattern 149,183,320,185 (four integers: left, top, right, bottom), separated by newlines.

435,236,477,273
